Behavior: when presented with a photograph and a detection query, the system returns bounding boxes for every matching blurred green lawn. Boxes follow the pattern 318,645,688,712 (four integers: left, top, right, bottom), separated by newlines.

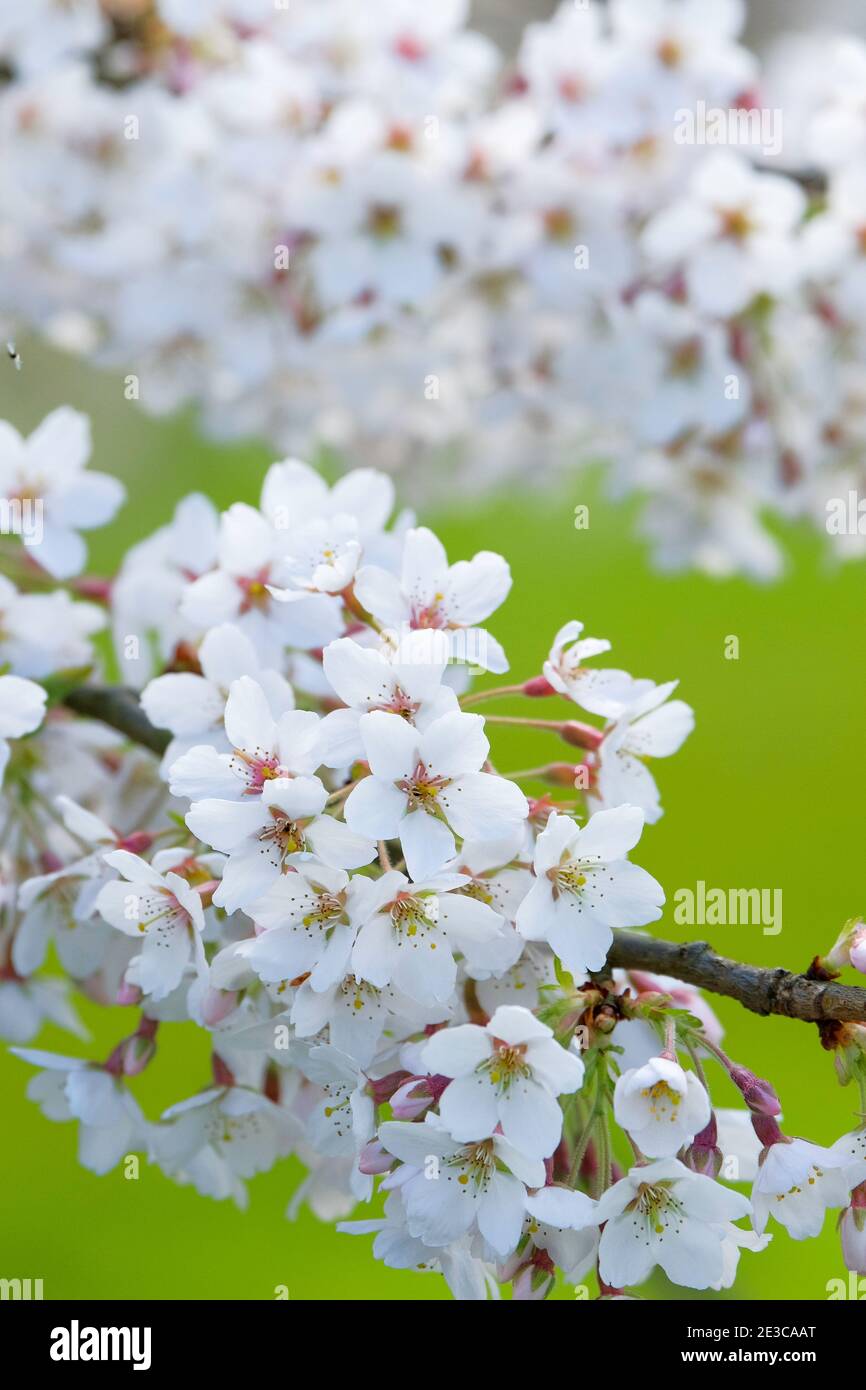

1,346,864,1300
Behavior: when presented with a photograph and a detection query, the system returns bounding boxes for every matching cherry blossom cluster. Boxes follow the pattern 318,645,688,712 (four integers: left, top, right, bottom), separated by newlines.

5,402,866,1299
3,1,866,577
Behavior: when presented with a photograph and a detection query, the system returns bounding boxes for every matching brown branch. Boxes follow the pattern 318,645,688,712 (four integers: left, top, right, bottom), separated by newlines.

608,931,866,1024
63,685,170,757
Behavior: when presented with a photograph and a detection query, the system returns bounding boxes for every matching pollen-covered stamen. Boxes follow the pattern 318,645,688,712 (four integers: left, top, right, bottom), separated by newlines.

626,1180,686,1238
457,878,495,907
547,854,595,898
301,891,347,936
134,889,194,937
410,594,448,630
389,891,440,950
396,760,451,811
256,810,308,870
481,1039,531,1093
231,746,286,793
205,1107,268,1149
775,1166,826,1202
642,1079,683,1124
339,974,380,1013
387,684,420,718
236,569,272,613
445,1138,496,1193
321,1083,353,1140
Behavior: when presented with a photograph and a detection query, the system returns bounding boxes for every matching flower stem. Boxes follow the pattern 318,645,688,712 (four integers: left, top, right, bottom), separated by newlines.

459,684,530,708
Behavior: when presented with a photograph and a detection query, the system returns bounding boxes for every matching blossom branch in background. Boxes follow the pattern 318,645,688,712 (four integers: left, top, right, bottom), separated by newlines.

3,0,866,578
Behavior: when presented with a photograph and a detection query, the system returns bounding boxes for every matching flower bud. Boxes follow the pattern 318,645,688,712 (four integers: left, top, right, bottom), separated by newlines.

751,1112,785,1149
212,1052,236,1087
367,1069,413,1106
390,1076,436,1118
199,986,238,1028
851,929,866,975
512,1263,553,1300
117,830,154,855
522,676,556,698
841,1184,866,1274
823,917,865,973
358,1139,393,1175
121,1031,157,1077
543,761,583,787
729,1065,781,1116
683,1114,723,1177
559,720,604,751
827,1023,866,1085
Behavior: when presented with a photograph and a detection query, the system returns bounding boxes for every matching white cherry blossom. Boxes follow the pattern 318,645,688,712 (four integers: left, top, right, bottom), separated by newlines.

589,681,694,825
596,1157,752,1290
186,777,375,913
0,675,46,782
349,869,505,1007
0,407,124,579
516,807,664,978
11,1048,146,1175
354,527,512,674
317,630,459,768
344,709,528,880
168,674,319,803
420,1005,585,1159
543,621,640,718
613,1056,711,1159
95,850,207,1003
751,1137,854,1240
379,1115,544,1258
141,624,294,776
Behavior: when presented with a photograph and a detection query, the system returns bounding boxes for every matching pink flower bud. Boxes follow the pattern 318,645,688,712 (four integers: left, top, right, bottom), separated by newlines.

751,1112,785,1149
117,831,154,855
841,1185,866,1274
74,575,113,602
543,761,583,787
117,981,142,1006
683,1114,723,1177
850,927,866,975
522,676,556,698
122,1032,157,1077
358,1140,393,1175
212,1053,235,1087
367,1069,412,1106
512,1264,553,1300
560,720,604,751
200,987,238,1027
390,1077,435,1119
729,1066,781,1116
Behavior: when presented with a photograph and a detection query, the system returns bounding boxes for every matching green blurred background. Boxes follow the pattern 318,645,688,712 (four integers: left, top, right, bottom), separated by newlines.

1,342,863,1301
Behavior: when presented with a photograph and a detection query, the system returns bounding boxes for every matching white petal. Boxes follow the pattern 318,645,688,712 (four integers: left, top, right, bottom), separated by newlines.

421,1024,492,1077
400,810,455,881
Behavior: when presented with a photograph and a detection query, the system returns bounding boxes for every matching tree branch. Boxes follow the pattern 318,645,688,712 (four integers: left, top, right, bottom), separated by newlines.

63,685,170,757
608,931,866,1024
58,685,866,1024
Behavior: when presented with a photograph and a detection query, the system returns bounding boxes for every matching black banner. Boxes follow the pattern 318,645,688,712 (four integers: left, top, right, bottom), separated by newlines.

1,1297,860,1373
